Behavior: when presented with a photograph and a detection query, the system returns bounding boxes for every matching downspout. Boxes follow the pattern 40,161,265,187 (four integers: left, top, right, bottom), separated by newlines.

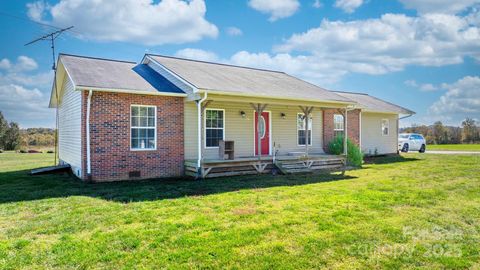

196,92,208,174
86,90,93,178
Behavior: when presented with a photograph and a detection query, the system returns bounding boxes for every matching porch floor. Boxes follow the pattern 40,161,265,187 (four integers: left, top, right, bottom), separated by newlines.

185,154,346,178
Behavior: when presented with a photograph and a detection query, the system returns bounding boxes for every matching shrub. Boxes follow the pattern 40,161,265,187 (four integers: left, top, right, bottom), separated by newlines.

327,135,363,167
19,149,27,153
47,150,54,154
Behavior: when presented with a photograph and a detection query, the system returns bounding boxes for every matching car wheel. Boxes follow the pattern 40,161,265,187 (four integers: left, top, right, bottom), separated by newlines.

419,144,426,153
401,143,409,153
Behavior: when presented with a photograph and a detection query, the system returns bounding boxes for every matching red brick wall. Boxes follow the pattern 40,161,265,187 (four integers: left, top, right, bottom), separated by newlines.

323,109,360,152
81,91,184,182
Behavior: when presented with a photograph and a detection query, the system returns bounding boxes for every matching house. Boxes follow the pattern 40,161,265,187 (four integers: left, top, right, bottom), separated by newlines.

50,53,414,181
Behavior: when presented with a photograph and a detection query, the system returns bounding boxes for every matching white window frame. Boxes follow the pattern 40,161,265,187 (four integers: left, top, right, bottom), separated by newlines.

382,119,389,136
297,113,313,146
130,105,157,151
334,114,344,137
204,108,225,149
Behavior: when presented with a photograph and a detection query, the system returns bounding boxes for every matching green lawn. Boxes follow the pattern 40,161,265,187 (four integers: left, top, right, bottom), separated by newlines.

0,152,479,269
427,144,480,151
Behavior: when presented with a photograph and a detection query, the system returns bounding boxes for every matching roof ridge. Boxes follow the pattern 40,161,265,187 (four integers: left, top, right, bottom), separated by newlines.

146,53,286,74
59,53,137,64
280,74,357,103
333,90,370,96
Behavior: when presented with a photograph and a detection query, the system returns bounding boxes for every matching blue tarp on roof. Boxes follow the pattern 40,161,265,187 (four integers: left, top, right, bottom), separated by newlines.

132,64,184,94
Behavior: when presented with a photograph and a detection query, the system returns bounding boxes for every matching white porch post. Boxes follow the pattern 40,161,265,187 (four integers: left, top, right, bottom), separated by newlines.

300,106,314,157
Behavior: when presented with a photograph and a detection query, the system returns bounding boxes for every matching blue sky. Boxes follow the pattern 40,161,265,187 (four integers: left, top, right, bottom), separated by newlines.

1,0,479,128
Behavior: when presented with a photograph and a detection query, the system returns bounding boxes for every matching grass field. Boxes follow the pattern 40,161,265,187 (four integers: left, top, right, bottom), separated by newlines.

427,144,480,152
0,152,479,269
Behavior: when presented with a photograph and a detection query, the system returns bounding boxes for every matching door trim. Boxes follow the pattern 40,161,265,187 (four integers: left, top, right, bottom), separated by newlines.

252,110,272,156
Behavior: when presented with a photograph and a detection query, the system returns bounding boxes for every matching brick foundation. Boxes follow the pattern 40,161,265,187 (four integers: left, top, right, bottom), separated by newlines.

81,91,184,182
323,109,360,152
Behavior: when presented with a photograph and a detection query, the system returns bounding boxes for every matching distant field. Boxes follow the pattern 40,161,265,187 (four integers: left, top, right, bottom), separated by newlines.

428,144,480,152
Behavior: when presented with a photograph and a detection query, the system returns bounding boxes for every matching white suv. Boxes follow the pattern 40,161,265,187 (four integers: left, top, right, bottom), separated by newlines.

398,133,426,153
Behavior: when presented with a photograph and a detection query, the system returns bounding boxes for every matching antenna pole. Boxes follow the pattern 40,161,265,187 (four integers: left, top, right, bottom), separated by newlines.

51,35,56,70
25,26,73,165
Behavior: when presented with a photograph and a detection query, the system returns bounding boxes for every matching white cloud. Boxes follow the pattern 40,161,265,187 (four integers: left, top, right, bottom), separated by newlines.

15,56,38,72
1,71,53,88
175,48,220,62
404,80,439,91
399,0,480,14
0,84,53,128
273,12,480,78
248,0,300,21
226,27,243,36
313,0,322,8
404,79,418,87
419,83,438,91
229,51,347,84
0,59,11,70
0,56,54,127
428,76,480,124
26,1,48,21
334,0,364,13
26,0,218,46
0,56,38,72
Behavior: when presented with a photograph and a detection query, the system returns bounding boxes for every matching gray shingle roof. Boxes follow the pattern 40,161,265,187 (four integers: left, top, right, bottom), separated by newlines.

334,91,415,115
59,54,184,94
147,54,353,104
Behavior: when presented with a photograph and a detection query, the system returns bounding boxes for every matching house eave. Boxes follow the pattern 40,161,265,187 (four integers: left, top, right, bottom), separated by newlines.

197,89,357,106
75,86,187,97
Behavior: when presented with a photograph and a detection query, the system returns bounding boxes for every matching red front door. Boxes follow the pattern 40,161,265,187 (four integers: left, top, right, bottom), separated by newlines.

255,111,270,156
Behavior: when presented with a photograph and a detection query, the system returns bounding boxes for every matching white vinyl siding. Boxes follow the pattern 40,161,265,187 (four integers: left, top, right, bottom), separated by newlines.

58,75,82,177
361,112,398,155
184,101,324,160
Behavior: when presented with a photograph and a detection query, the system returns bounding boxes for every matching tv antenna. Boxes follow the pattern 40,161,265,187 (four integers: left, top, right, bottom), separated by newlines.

25,26,74,165
25,26,73,70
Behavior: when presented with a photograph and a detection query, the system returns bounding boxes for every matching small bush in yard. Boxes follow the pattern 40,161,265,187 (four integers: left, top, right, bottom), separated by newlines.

327,135,363,167
47,150,54,154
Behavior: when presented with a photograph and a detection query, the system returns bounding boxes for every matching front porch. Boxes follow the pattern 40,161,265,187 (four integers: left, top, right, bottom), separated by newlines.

185,154,346,178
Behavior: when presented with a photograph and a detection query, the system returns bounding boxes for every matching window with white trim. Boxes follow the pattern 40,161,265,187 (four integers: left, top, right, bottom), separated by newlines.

297,113,312,146
205,109,224,147
382,119,389,136
334,114,344,137
131,105,156,150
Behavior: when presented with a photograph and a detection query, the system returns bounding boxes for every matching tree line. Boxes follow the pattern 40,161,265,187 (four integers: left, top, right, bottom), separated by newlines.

0,112,55,151
401,118,480,144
